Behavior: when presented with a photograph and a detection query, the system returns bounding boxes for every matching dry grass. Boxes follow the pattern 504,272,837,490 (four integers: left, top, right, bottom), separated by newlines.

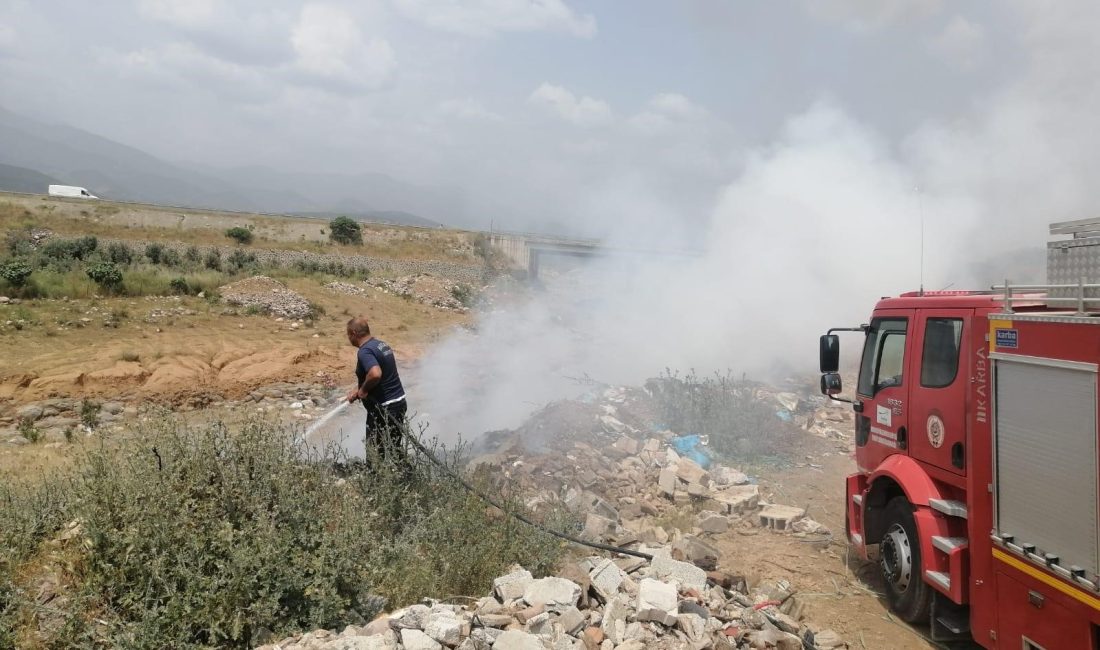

0,196,477,262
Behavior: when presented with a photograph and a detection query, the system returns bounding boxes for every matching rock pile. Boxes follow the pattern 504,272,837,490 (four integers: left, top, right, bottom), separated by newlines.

259,555,847,649
370,273,473,312
219,276,313,319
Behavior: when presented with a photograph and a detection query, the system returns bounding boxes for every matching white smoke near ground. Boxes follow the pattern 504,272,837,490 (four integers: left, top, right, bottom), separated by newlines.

414,2,1100,442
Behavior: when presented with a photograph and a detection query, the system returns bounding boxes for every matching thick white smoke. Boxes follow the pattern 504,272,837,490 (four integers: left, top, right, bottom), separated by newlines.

414,1,1100,441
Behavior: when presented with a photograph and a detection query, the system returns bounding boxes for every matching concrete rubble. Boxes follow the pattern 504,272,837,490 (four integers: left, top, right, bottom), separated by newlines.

260,384,848,650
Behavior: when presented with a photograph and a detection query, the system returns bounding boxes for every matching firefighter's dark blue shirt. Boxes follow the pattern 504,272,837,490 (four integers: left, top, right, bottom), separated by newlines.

355,338,405,405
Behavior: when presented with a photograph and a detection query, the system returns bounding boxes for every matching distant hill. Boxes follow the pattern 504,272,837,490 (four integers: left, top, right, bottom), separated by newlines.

0,163,60,194
290,210,445,228
0,105,459,228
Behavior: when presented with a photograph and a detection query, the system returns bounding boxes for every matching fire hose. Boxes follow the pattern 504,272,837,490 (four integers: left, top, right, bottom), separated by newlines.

301,401,653,561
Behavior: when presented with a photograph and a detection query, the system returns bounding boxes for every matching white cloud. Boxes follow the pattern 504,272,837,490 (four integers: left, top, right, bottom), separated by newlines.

290,3,396,90
392,0,596,38
929,15,987,70
528,83,611,126
809,0,943,30
628,92,709,134
438,97,503,121
137,0,220,27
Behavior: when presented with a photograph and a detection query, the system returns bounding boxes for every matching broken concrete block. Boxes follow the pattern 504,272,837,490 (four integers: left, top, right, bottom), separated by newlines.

658,468,677,498
557,606,585,635
524,577,581,612
588,559,626,602
612,436,639,455
697,511,729,534
711,466,749,486
686,482,708,498
494,567,535,602
675,458,709,486
424,612,462,646
791,517,830,535
583,513,617,540
759,504,806,531
399,629,442,650
712,484,760,514
636,578,678,626
493,630,546,650
600,597,629,645
676,613,707,640
650,547,707,593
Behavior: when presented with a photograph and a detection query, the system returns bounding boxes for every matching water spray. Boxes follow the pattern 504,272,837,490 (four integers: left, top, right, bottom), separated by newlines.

298,400,351,444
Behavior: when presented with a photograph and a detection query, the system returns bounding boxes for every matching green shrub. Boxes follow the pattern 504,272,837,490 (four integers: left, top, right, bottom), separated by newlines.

85,261,123,291
161,248,182,267
0,418,564,647
225,227,253,245
0,259,32,288
329,216,362,245
647,370,801,462
80,399,101,430
204,249,222,271
169,277,190,295
5,229,35,257
184,246,201,263
42,236,98,261
106,242,134,265
145,242,165,264
25,269,101,299
17,418,39,443
227,249,257,272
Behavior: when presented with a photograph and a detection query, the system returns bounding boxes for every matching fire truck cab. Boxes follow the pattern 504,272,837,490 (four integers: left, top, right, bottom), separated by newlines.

821,219,1100,649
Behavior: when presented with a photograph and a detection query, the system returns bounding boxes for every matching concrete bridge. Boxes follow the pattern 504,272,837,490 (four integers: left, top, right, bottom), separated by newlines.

488,232,610,278
488,231,700,279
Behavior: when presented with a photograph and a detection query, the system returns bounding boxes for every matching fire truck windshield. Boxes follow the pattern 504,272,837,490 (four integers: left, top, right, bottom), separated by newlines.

857,318,908,396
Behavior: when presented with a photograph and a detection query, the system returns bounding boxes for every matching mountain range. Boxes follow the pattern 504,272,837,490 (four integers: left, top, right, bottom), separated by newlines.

0,106,459,229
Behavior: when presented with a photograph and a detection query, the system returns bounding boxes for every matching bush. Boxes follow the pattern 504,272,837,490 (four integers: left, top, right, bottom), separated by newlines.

646,370,802,462
184,246,201,263
42,236,98,262
106,242,134,265
225,227,254,245
161,248,182,267
0,418,564,647
329,216,362,245
226,249,257,272
145,242,165,264
85,261,123,291
451,284,474,307
80,398,101,430
0,259,32,288
204,249,222,271
169,277,190,295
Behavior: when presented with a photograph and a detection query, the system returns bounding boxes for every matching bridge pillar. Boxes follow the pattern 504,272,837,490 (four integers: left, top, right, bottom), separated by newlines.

527,249,540,280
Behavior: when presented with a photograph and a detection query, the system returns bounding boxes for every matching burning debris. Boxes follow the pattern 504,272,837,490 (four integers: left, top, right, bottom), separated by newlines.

265,381,847,649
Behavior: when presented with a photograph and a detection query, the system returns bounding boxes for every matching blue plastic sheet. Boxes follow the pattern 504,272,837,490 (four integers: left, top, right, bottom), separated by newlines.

671,434,712,469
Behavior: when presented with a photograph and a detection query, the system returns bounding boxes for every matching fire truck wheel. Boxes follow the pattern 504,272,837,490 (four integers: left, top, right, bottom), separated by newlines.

879,497,932,623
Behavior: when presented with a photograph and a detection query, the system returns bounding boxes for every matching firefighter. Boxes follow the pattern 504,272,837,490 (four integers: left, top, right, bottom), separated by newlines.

345,315,408,464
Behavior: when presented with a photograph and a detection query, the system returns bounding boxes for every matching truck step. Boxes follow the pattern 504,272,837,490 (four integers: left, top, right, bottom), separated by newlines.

935,609,970,635
931,535,968,554
929,498,968,519
925,570,951,592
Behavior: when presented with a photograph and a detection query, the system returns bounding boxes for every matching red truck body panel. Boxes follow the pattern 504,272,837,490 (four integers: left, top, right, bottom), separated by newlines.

845,291,1100,648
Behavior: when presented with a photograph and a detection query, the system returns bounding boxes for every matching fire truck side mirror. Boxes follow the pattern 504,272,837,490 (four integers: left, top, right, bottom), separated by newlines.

820,334,840,373
821,372,843,396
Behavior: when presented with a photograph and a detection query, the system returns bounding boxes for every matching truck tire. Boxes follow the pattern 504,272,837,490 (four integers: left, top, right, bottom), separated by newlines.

879,496,932,623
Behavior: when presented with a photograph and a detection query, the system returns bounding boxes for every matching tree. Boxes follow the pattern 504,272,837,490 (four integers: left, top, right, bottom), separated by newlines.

329,216,362,245
225,227,254,245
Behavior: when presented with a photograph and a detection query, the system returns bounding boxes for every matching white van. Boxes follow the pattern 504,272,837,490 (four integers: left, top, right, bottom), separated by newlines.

48,185,98,199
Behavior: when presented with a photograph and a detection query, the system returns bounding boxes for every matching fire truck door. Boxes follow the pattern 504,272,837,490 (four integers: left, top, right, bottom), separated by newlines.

854,314,912,469
908,310,969,476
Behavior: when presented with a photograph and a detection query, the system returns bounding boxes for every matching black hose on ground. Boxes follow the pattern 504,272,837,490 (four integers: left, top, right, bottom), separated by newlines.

400,429,654,561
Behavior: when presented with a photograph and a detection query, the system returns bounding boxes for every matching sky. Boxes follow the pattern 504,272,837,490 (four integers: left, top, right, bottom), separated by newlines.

6,0,1100,439
0,0,1052,242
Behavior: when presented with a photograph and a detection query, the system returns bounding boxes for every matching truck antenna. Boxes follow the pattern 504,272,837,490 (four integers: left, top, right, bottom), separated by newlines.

916,186,925,296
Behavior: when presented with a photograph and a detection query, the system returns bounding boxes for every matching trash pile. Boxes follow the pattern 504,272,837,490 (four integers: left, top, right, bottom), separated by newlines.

259,557,848,649
219,276,313,319
264,383,848,649
370,273,473,312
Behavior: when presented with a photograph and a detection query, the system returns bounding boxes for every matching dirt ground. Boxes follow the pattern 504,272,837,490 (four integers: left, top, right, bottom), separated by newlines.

720,434,978,650
0,277,467,407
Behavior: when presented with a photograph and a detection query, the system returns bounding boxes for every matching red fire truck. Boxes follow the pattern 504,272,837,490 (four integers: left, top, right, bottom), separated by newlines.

819,219,1100,648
